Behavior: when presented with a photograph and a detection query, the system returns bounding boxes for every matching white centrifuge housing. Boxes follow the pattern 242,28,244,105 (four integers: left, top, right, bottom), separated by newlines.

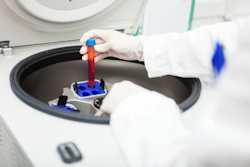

0,0,203,166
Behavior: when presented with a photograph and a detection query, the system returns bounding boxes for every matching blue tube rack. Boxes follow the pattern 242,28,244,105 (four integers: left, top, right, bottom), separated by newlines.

72,81,105,97
52,104,75,112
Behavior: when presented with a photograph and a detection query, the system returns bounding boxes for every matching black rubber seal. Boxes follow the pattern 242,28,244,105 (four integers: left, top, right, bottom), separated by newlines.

10,46,201,124
177,77,201,111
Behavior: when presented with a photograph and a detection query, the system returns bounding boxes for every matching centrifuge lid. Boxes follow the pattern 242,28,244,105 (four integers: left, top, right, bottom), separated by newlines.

0,0,148,47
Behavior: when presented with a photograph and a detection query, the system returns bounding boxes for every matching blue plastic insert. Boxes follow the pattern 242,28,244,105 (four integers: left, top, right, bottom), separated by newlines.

52,104,74,112
73,81,105,97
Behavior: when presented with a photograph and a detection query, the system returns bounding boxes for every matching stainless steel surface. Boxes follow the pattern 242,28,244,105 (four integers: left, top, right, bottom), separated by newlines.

21,59,190,105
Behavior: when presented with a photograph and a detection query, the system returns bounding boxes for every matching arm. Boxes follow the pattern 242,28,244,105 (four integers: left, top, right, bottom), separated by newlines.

80,18,249,79
81,18,250,167
187,29,250,167
110,91,189,167
109,30,250,166
144,18,249,79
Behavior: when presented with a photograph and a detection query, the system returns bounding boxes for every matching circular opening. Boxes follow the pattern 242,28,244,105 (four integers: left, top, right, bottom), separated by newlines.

10,46,201,124
82,92,90,97
79,86,86,90
92,91,99,95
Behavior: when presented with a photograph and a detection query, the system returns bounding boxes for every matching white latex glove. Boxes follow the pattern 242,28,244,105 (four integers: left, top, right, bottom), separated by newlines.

80,30,145,62
100,81,149,115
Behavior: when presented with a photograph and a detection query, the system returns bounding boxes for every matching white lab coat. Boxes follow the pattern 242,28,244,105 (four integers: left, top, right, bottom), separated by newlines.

110,18,250,167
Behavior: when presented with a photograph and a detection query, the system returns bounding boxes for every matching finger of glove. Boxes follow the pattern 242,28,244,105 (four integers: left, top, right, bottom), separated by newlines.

80,29,106,43
95,38,105,44
82,51,102,61
80,45,87,55
94,42,112,53
95,52,109,62
100,82,121,114
100,94,113,115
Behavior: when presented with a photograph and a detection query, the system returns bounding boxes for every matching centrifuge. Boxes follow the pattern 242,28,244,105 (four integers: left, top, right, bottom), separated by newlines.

0,0,212,166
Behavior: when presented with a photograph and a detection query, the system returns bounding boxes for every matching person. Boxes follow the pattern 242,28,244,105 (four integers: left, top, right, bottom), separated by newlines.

80,18,250,167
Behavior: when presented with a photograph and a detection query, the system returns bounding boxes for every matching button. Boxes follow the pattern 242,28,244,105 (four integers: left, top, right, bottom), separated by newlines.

57,142,82,163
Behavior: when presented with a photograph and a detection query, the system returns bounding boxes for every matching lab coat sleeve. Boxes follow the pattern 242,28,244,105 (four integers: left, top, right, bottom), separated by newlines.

110,91,189,167
143,18,250,79
109,19,250,167
187,26,250,167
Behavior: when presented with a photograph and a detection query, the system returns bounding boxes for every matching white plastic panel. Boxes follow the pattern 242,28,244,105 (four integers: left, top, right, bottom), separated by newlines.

142,0,192,35
194,0,228,18
17,0,117,23
192,0,250,29
0,0,148,47
226,0,250,20
233,0,250,16
192,17,225,29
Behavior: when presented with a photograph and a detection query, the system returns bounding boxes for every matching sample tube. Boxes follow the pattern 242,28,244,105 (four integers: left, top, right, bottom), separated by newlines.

86,39,96,89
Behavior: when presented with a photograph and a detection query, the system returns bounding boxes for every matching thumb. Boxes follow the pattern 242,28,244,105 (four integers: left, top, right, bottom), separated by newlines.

94,42,111,53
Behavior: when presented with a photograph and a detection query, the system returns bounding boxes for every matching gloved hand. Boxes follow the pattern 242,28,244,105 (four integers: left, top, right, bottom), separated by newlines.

100,81,149,115
80,30,145,62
